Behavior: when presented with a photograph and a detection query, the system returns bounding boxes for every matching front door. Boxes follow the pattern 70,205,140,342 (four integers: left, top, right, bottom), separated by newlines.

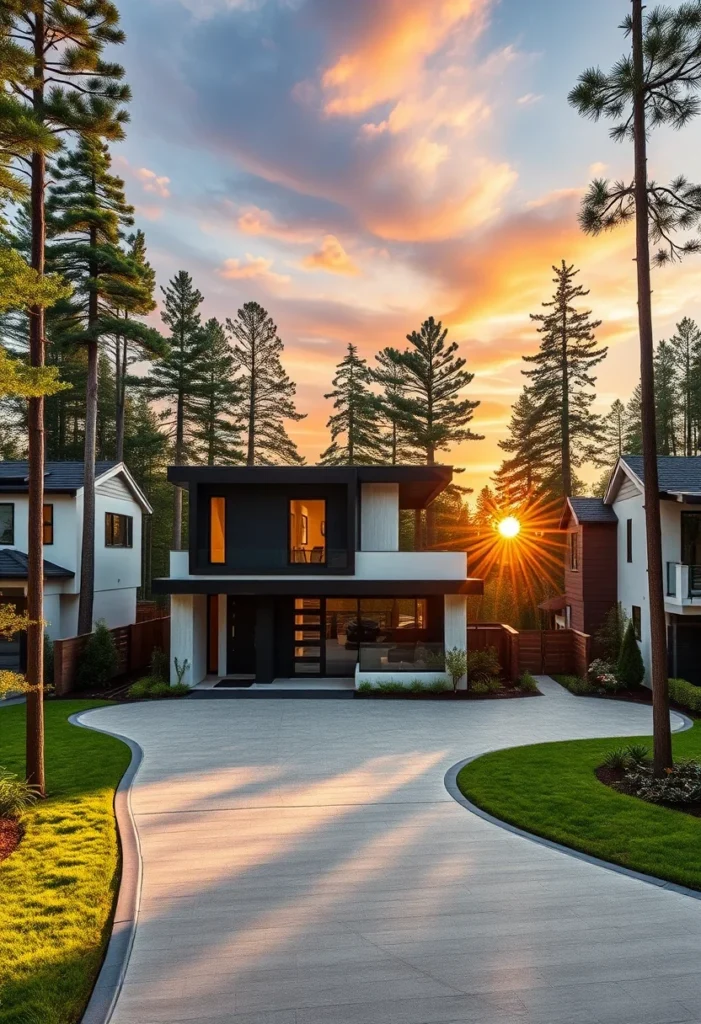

228,598,256,676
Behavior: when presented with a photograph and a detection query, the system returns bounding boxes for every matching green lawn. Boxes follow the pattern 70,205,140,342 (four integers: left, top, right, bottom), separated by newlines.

0,701,131,1024
457,724,701,891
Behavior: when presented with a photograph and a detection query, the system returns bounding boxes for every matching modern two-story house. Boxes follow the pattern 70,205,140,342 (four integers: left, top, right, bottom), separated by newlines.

152,465,483,690
557,456,701,685
0,461,152,653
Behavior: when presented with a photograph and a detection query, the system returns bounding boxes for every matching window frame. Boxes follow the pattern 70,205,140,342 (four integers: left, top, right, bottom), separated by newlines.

288,498,327,566
104,511,134,549
43,503,54,546
626,519,633,563
569,531,579,572
0,503,14,545
632,605,642,642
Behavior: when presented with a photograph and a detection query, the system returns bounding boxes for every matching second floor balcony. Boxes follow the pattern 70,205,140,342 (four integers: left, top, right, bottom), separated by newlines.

666,562,701,604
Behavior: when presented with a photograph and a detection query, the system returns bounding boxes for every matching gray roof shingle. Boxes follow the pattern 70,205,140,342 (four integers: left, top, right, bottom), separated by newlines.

0,461,117,493
0,549,74,579
567,498,618,523
622,456,701,493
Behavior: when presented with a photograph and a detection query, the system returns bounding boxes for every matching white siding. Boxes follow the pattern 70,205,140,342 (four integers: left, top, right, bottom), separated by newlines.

96,474,133,501
360,484,399,551
618,475,642,502
614,492,651,682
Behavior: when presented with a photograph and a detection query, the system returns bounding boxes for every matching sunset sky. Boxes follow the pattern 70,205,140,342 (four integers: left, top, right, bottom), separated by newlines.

115,0,701,494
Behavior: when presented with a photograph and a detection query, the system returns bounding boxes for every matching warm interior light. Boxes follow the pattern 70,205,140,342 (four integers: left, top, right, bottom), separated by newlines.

498,516,521,539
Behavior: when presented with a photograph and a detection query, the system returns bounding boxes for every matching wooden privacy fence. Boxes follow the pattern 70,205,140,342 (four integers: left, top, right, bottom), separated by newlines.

467,624,590,682
54,616,170,696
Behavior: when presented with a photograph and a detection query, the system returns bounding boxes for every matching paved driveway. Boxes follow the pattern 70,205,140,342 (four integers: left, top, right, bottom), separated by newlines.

84,682,700,1024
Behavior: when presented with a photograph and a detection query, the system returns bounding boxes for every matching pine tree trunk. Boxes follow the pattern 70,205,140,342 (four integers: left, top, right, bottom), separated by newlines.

26,7,47,794
632,0,672,774
172,392,184,550
115,335,126,462
425,443,435,549
561,298,572,496
247,343,256,466
77,221,100,636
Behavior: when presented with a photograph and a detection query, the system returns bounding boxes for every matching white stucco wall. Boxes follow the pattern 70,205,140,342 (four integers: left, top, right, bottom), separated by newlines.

217,594,227,677
615,491,651,681
360,484,399,552
42,593,63,641
93,588,137,630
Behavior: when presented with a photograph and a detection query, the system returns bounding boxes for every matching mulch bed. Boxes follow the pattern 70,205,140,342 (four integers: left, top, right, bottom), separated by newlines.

0,818,22,863
356,687,540,701
595,765,701,819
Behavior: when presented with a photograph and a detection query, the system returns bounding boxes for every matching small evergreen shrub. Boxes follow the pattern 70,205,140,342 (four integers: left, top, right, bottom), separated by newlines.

0,769,39,818
149,647,168,682
128,676,190,699
616,621,645,688
76,621,118,691
465,647,499,690
594,603,628,664
668,678,701,713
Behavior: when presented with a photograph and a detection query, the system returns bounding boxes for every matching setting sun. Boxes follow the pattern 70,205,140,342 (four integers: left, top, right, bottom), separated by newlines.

498,516,521,539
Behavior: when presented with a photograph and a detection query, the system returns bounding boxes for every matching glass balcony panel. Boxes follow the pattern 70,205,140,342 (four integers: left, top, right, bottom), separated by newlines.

358,642,445,673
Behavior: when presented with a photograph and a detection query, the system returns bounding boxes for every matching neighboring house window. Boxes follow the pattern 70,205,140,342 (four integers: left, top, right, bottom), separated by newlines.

43,504,54,545
569,532,579,571
105,512,133,548
626,519,633,563
210,497,226,564
0,504,14,545
632,605,642,641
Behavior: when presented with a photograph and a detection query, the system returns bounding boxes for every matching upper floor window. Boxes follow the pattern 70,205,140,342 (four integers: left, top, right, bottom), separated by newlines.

632,605,642,641
105,512,133,548
626,519,633,563
569,532,578,572
210,497,226,564
289,499,326,564
0,504,14,545
43,504,54,546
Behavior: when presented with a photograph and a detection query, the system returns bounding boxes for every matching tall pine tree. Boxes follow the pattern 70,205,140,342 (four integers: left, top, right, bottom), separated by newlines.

670,318,701,456
654,340,679,456
372,348,417,464
495,388,548,503
147,271,208,549
226,302,305,466
523,261,607,496
191,318,243,466
320,344,386,465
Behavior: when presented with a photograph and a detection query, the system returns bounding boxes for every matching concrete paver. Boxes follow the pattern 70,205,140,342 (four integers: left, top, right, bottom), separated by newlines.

83,683,700,1024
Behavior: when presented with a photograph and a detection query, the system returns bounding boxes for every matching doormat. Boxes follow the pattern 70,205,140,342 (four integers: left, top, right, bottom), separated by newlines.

214,678,255,688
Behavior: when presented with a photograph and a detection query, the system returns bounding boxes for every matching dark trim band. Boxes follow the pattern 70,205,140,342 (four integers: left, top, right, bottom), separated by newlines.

152,577,484,597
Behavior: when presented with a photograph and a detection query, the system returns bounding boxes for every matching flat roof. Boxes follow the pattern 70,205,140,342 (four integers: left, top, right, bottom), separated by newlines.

167,465,454,510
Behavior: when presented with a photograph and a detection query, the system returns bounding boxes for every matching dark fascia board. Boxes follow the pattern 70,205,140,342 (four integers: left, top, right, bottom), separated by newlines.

152,577,484,597
167,464,453,509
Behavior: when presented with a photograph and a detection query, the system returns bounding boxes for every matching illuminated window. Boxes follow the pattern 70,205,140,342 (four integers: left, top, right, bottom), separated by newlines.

43,504,54,545
210,497,226,564
289,499,326,564
105,512,133,548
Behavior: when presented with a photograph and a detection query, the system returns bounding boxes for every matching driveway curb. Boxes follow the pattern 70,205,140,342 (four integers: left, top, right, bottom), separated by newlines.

68,711,144,1024
445,735,701,904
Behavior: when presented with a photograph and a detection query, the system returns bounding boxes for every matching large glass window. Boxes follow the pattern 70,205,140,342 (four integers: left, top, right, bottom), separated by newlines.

105,512,133,548
289,499,325,564
325,598,360,677
682,512,701,565
210,497,226,564
0,504,14,545
295,598,322,675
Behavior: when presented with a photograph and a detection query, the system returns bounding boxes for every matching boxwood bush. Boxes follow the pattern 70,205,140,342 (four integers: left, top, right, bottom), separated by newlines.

669,677,701,713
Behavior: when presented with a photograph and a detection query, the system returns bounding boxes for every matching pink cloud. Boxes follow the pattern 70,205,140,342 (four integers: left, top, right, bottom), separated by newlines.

218,255,290,285
135,167,171,198
301,235,360,276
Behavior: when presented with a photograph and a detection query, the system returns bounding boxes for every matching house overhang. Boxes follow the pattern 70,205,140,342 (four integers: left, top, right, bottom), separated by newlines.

166,464,453,510
152,577,484,597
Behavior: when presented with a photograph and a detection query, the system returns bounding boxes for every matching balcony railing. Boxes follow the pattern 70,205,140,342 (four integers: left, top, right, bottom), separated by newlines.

358,641,445,673
666,563,701,600
193,547,349,572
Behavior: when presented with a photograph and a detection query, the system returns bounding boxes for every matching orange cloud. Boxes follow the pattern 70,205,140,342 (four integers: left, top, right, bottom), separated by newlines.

320,0,490,116
301,235,360,276
218,255,290,285
136,167,171,198
236,205,315,243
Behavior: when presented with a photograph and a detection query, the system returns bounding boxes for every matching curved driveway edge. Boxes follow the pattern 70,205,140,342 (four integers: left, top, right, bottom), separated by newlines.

444,744,701,904
69,712,144,1024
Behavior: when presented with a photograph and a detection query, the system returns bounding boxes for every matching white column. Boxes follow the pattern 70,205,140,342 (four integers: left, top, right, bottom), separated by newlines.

444,594,467,690
192,595,207,685
360,483,399,551
217,594,227,677
170,594,194,686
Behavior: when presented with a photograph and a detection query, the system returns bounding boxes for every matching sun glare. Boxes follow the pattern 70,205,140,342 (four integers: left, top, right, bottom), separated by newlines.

498,516,521,539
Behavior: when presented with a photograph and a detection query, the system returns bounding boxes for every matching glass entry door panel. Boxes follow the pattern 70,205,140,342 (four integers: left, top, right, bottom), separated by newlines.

294,598,322,675
325,599,360,677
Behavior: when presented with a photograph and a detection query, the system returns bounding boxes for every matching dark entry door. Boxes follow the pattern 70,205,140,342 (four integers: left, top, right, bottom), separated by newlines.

670,621,701,686
228,598,257,676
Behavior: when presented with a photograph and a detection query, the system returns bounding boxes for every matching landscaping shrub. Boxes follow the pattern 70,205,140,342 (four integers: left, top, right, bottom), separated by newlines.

375,680,409,695
602,743,650,771
669,677,701,713
518,672,539,694
426,679,450,694
43,633,54,689
75,620,118,691
465,647,500,690
356,681,374,693
149,647,168,682
616,620,645,688
127,676,190,699
594,603,628,664
445,647,468,692
552,674,596,695
624,759,701,805
471,679,501,695
587,659,621,692
0,768,39,818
